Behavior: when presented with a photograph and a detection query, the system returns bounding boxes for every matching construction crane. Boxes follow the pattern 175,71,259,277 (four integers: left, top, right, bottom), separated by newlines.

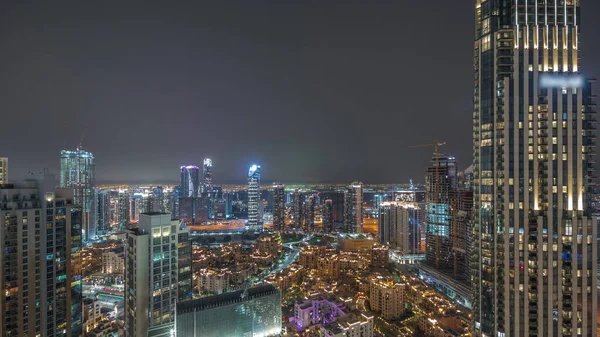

408,140,445,269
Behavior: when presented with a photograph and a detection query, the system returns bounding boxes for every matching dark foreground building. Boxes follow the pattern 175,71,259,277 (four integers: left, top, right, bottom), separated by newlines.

175,284,282,337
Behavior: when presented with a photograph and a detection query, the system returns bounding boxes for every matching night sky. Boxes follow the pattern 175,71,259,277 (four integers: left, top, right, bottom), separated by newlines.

1,1,599,184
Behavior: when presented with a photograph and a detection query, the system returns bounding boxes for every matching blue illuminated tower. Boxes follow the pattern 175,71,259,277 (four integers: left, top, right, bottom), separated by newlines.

247,164,261,230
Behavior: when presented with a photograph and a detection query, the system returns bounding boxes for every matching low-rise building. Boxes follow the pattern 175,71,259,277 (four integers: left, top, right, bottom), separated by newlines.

102,250,125,274
83,298,102,335
293,298,346,330
198,268,231,295
337,233,375,252
320,312,374,337
369,279,406,321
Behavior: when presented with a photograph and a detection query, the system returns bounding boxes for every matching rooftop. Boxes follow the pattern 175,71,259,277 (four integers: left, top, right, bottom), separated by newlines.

177,284,279,314
337,233,372,240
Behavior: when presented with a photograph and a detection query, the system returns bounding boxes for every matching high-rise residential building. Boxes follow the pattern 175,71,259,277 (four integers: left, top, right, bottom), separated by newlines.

97,188,111,234
171,186,180,220
472,1,597,336
323,199,334,233
424,155,457,271
292,190,303,228
344,182,363,233
60,149,95,241
175,284,282,337
0,157,7,184
177,226,192,302
125,213,190,337
303,194,317,232
448,189,473,285
149,186,165,213
379,201,422,254
272,183,285,231
247,164,261,230
0,175,83,337
202,158,212,193
118,189,130,228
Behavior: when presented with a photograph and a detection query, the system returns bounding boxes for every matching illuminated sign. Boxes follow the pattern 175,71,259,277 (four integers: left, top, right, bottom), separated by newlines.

539,73,584,89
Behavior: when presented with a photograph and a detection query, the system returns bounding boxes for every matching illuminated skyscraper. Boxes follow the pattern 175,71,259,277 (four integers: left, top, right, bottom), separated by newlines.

125,213,190,337
1,175,83,337
202,158,213,193
247,164,261,230
272,183,285,231
424,155,457,271
323,199,334,233
180,165,199,225
180,165,199,198
343,182,363,233
472,1,597,336
379,201,422,254
60,149,95,241
0,157,7,184
118,189,130,228
97,188,111,233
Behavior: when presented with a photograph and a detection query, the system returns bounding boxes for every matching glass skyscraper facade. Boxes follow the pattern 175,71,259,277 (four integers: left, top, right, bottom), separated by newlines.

343,182,363,233
272,183,285,231
472,1,597,336
175,284,282,337
60,149,95,241
180,165,199,225
247,164,261,230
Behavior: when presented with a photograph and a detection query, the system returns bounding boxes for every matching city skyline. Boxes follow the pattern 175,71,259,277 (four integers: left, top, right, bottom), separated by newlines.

2,1,598,184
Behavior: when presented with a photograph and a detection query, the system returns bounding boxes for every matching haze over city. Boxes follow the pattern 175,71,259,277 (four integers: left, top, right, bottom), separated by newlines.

2,1,598,183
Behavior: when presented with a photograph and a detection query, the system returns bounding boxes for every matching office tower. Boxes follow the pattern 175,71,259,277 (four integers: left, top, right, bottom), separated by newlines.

175,284,282,337
0,157,7,184
171,186,180,220
343,182,363,233
292,190,303,228
472,1,597,336
177,227,193,302
379,201,422,254
180,165,199,225
303,194,316,232
247,164,261,230
323,199,334,233
180,165,200,198
60,149,95,241
202,158,212,193
125,213,188,337
424,155,457,271
0,175,82,337
272,183,285,231
97,188,111,234
448,189,473,284
149,186,165,213
118,189,130,228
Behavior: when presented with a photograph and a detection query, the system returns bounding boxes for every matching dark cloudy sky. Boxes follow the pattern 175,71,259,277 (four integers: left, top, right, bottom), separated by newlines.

1,1,599,184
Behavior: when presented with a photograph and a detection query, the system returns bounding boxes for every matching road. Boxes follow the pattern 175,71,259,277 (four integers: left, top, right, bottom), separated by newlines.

253,234,312,284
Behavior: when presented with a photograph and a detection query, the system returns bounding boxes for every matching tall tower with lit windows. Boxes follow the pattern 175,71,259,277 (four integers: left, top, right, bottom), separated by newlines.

247,164,261,230
472,1,596,336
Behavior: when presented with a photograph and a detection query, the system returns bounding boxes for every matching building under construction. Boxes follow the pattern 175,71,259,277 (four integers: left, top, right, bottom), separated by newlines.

423,154,473,290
